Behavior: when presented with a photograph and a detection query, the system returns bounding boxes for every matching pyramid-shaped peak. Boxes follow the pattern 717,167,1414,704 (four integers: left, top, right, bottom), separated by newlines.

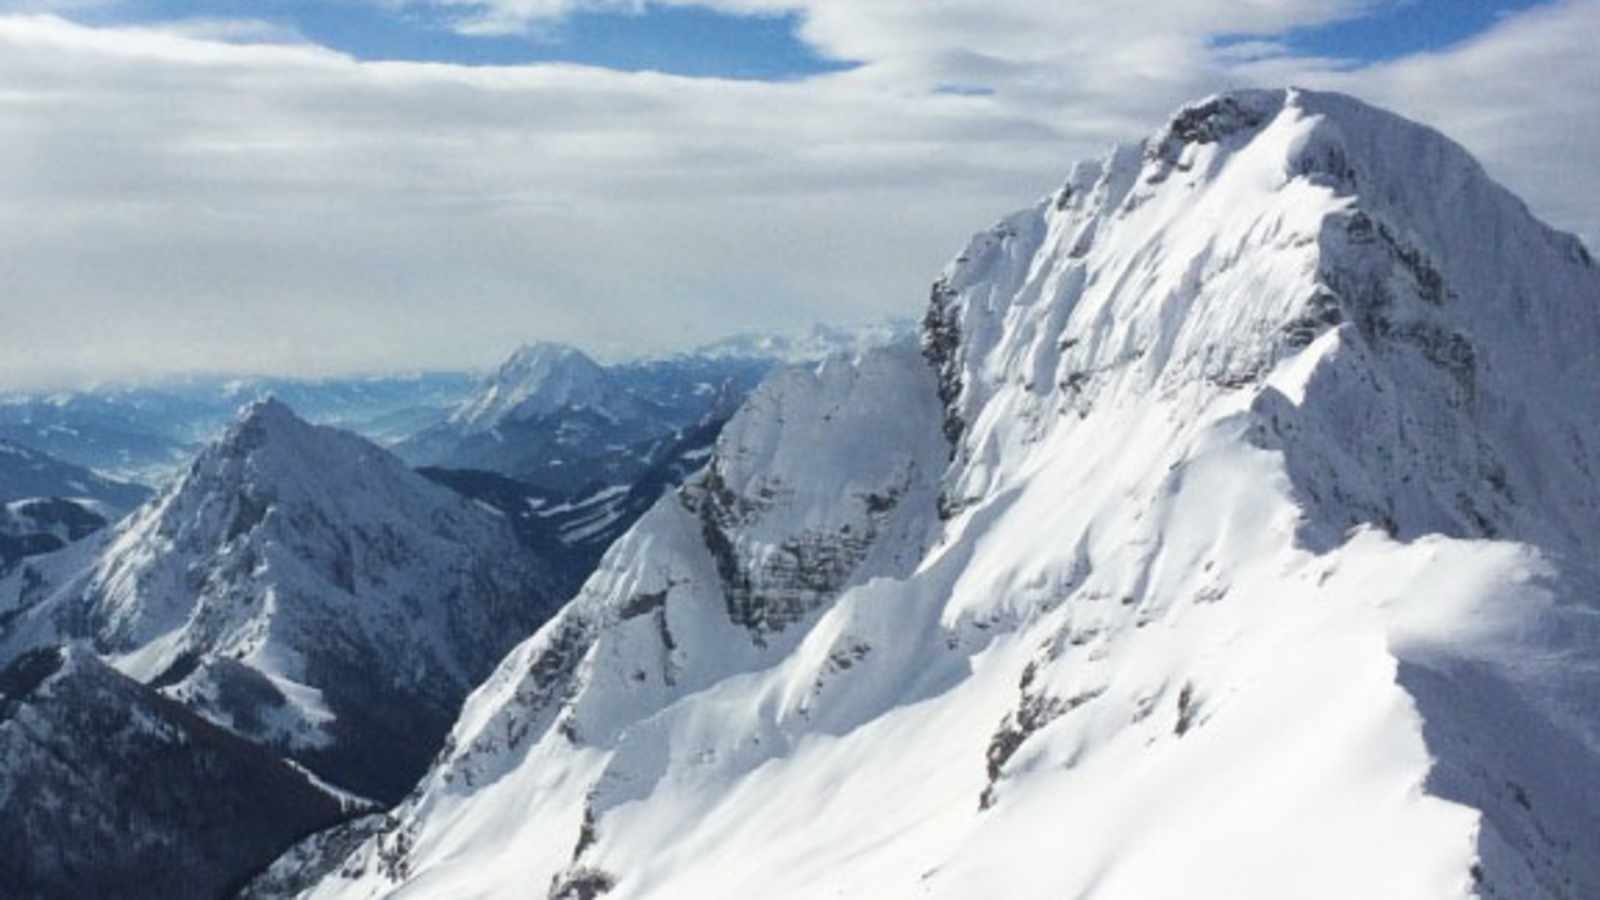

452,341,613,429
236,395,299,426
505,340,591,363
489,343,609,392
495,342,604,380
219,395,317,456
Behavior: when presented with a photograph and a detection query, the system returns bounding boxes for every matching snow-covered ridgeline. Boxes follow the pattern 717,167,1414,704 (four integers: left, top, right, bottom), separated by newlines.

295,89,1600,900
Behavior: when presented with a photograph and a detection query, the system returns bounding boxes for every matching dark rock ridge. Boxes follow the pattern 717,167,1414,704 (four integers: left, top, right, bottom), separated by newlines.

0,498,109,575
0,646,345,900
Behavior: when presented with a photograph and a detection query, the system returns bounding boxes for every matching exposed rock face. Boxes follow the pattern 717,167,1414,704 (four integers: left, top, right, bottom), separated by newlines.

0,646,346,900
0,399,559,803
294,89,1600,900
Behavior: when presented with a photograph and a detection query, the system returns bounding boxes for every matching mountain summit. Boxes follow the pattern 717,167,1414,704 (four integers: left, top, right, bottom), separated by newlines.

451,342,615,431
290,88,1600,899
0,398,560,803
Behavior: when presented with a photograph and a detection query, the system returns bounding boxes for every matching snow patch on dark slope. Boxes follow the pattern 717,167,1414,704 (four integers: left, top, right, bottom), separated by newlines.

0,398,561,803
0,645,346,900
300,88,1600,899
0,498,108,575
0,437,151,512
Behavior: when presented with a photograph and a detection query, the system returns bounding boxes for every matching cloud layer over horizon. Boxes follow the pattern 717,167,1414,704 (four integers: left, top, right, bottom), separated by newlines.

0,0,1595,389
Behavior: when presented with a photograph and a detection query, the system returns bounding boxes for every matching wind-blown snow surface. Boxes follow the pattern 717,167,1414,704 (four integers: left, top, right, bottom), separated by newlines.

296,89,1600,900
0,399,558,802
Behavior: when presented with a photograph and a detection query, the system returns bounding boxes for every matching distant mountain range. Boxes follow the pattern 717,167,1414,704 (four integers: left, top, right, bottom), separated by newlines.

0,437,150,512
396,322,916,584
0,372,479,484
684,318,918,363
396,346,766,489
0,322,917,493
0,318,923,896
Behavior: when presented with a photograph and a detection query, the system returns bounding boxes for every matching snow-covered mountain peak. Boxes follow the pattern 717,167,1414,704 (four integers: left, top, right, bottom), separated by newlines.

208,396,345,473
930,85,1600,551
1145,88,1283,159
226,394,301,439
451,341,612,430
0,399,560,802
297,90,1600,900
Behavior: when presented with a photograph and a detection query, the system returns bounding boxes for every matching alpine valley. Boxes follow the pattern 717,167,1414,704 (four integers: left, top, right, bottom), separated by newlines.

3,87,1598,900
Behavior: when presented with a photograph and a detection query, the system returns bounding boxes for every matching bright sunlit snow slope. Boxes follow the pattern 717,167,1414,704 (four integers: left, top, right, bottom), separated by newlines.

296,89,1600,900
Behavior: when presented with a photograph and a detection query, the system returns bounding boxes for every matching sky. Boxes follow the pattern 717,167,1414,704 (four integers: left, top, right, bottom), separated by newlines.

0,0,1594,387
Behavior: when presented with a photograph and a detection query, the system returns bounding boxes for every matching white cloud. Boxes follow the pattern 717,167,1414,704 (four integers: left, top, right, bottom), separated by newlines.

0,2,1593,388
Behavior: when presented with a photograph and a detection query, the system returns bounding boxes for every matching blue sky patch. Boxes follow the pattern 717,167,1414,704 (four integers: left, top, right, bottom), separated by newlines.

73,1,853,79
1279,0,1554,62
60,0,1553,75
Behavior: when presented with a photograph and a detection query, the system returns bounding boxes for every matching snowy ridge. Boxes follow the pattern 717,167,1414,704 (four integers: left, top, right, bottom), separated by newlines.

0,398,559,802
295,89,1600,900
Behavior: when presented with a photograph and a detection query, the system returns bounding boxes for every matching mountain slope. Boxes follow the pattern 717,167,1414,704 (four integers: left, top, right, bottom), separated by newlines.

297,89,1600,900
0,437,151,512
0,498,109,575
0,399,559,802
0,645,346,900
